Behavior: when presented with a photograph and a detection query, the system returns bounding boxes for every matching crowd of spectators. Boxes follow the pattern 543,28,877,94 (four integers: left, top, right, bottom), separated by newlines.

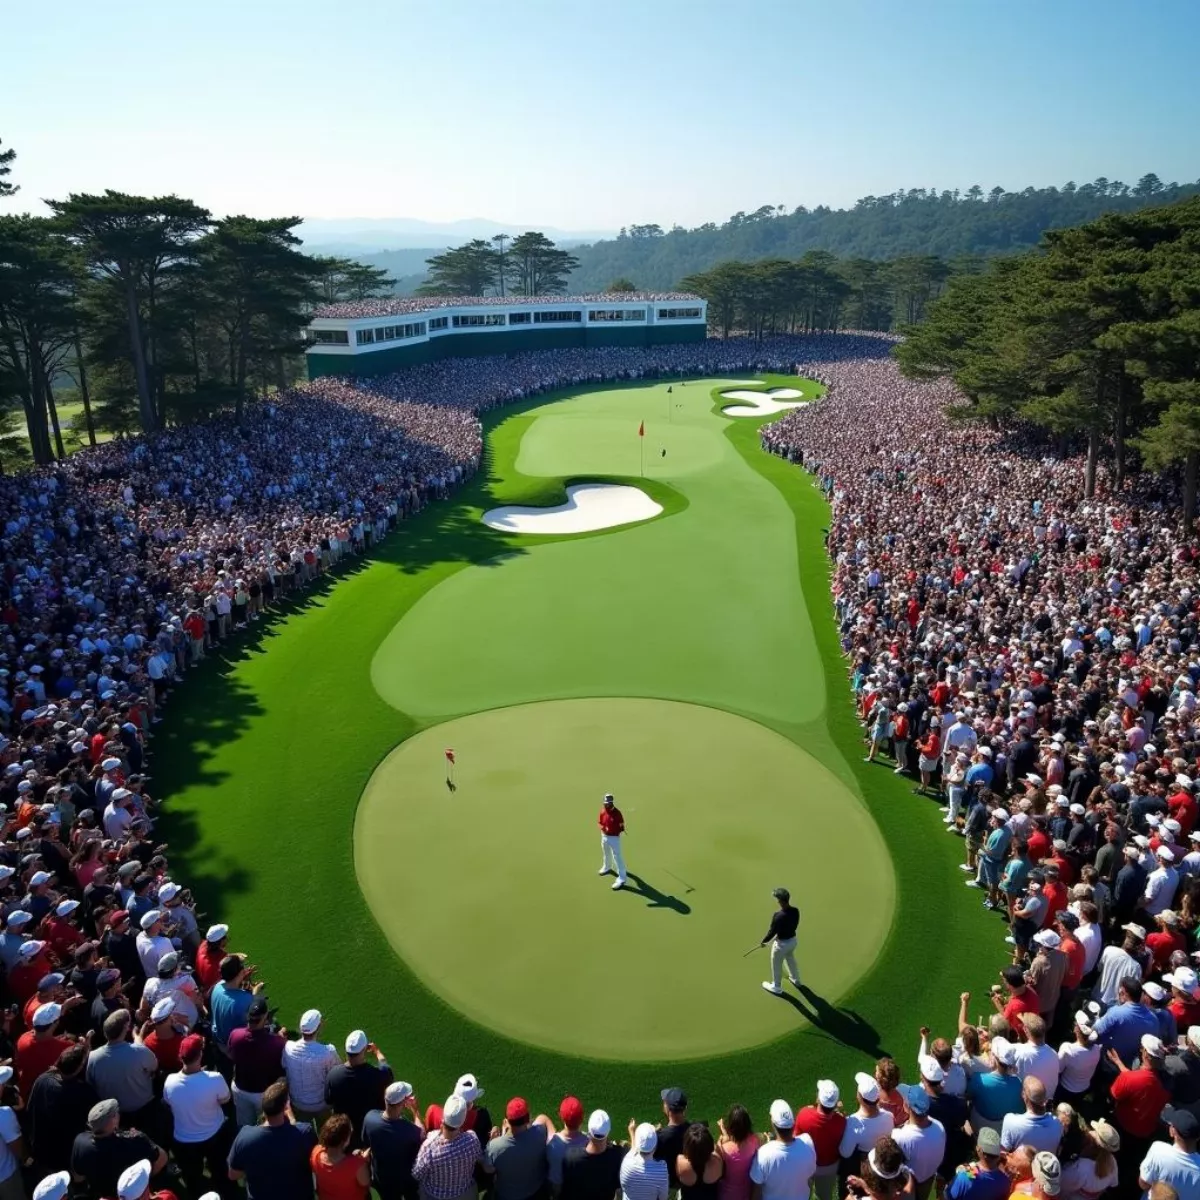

1,333,1194,1200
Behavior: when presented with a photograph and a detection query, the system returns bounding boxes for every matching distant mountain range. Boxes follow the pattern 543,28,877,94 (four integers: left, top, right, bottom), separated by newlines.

299,216,611,253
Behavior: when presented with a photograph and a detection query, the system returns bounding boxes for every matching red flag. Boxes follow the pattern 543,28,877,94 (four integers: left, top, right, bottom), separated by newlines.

638,421,644,437
445,748,455,764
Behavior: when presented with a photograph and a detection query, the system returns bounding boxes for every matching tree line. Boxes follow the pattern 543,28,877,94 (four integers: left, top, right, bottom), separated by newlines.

564,174,1200,293
0,139,397,467
680,253,961,337
419,233,579,297
895,196,1200,525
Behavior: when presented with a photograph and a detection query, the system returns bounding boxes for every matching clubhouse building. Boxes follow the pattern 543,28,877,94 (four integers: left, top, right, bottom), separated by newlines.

304,293,708,378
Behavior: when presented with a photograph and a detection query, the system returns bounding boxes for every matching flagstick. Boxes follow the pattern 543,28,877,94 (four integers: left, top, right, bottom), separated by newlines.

640,432,645,478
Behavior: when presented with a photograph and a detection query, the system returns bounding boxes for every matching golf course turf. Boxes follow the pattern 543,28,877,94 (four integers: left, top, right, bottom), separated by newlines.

154,370,1002,1122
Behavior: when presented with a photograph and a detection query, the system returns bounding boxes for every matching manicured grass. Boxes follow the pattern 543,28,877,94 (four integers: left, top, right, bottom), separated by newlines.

356,697,891,1061
152,374,1000,1126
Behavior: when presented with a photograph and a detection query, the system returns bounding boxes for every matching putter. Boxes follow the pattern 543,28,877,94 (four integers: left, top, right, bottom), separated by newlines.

742,943,764,958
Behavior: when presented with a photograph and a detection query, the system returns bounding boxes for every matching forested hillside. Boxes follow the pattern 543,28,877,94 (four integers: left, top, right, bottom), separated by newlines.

563,175,1200,292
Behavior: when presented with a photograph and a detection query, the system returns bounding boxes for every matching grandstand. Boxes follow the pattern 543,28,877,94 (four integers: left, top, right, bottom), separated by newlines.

304,292,708,378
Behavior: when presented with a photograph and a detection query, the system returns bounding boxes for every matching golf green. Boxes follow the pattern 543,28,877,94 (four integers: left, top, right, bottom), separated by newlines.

355,697,892,1060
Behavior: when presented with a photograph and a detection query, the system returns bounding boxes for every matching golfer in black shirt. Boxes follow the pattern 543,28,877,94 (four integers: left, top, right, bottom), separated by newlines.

760,887,800,995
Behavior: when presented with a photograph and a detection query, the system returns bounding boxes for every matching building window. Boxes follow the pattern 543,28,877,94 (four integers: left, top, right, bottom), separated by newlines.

429,316,449,332
589,309,646,322
657,307,702,320
452,313,507,328
309,329,349,345
356,328,376,345
508,312,531,324
533,310,582,324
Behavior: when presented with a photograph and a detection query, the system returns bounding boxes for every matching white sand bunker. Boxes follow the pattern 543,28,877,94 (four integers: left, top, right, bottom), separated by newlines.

483,483,663,535
721,388,809,417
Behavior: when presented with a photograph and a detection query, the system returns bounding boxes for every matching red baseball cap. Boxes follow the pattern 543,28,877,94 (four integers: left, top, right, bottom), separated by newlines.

179,1034,204,1062
108,910,130,927
506,1097,529,1122
559,1096,584,1127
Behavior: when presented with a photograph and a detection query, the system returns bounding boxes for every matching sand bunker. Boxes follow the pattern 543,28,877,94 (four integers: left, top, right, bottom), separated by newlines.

720,388,809,417
482,483,662,535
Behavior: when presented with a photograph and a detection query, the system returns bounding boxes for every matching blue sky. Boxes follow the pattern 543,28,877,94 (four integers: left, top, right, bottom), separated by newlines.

5,0,1198,231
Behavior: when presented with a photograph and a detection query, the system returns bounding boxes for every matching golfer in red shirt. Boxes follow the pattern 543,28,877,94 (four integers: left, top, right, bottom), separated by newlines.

597,794,628,891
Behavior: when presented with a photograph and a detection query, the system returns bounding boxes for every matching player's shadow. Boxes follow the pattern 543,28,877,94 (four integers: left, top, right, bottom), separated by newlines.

775,983,887,1058
621,873,691,915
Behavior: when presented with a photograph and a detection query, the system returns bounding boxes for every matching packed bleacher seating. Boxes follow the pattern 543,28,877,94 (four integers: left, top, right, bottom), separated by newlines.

2,334,1196,1200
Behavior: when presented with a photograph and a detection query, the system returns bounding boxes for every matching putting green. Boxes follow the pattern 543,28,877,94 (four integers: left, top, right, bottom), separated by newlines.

355,696,893,1060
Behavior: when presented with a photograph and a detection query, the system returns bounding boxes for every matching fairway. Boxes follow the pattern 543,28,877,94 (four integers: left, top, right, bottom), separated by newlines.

356,697,892,1060
372,380,826,727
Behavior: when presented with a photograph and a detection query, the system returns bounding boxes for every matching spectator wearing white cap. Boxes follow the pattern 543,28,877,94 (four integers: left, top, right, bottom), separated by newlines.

794,1081,845,1200
1055,1009,1101,1103
134,913,173,981
282,1009,340,1128
115,1158,159,1200
1140,845,1181,922
1109,1034,1171,1169
838,1073,894,1177
16,1001,72,1103
194,925,229,995
749,1101,815,1200
1144,980,1180,1046
363,1080,426,1200
560,1110,623,1200
413,1093,490,1200
424,1075,492,1143
892,1083,944,1200
966,1038,1023,1136
325,1030,393,1148
139,951,202,1033
1026,932,1068,1027
227,1079,316,1200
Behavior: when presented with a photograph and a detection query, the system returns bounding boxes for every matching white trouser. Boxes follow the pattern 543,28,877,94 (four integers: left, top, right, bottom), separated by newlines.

771,936,799,988
600,833,627,882
231,1083,264,1127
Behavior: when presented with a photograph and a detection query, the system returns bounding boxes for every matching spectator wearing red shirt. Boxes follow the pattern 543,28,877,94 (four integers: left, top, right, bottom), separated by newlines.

16,1002,73,1099
992,966,1040,1038
1109,1037,1171,1155
43,900,87,962
1025,821,1051,867
1168,781,1198,836
1165,967,1200,1029
143,999,185,1074
195,924,229,995
794,1079,846,1195
1039,868,1069,929
1146,911,1188,970
9,941,56,1006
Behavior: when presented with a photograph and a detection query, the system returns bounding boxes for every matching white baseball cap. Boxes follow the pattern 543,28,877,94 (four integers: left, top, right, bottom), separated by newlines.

385,1081,413,1105
117,1159,151,1200
150,997,175,1022
919,1055,946,1083
55,899,80,917
345,1030,369,1055
588,1110,612,1138
816,1079,839,1107
634,1122,658,1153
854,1071,880,1102
299,1009,323,1035
32,1001,62,1028
205,923,229,943
443,1095,469,1129
454,1073,483,1103
769,1099,795,1129
33,1173,71,1200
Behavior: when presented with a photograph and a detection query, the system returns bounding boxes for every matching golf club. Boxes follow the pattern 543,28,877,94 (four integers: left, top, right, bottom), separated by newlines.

741,942,764,958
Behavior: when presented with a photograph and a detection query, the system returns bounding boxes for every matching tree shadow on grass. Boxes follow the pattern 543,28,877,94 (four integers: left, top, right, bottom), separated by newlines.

620,873,691,914
769,983,889,1058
